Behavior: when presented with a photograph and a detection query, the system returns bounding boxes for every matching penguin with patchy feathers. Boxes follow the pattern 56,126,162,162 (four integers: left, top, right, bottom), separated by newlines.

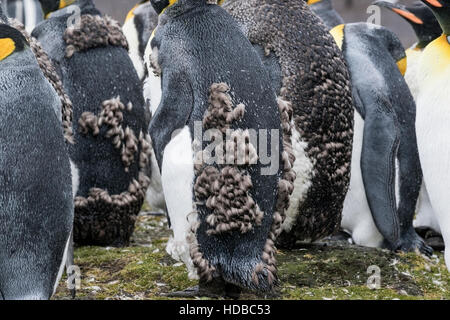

33,0,153,247
146,0,290,297
222,0,354,247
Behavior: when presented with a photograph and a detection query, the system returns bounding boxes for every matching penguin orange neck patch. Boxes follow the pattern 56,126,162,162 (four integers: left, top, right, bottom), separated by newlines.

421,34,450,77
125,4,139,22
163,0,178,13
307,0,322,4
396,57,407,76
0,38,15,61
59,0,76,10
330,24,345,50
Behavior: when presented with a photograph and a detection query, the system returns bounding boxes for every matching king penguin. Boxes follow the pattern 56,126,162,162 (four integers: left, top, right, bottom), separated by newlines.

308,1,432,254
0,4,73,299
123,0,157,81
146,0,289,297
222,0,354,247
415,0,450,270
32,0,153,247
374,0,443,236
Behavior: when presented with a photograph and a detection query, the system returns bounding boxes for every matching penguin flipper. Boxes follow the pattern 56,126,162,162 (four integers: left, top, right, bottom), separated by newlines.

360,97,401,249
148,71,193,170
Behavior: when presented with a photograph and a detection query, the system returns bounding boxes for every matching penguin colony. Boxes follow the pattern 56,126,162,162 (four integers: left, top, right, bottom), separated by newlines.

0,0,449,299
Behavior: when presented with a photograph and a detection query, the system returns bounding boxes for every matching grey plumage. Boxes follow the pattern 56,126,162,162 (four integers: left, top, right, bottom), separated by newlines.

0,15,73,299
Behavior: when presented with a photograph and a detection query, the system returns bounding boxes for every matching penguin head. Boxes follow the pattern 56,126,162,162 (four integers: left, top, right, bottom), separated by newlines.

38,0,76,18
374,1,442,48
0,24,27,62
422,0,450,35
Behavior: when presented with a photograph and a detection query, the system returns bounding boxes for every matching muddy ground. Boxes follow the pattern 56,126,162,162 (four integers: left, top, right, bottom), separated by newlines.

53,208,450,300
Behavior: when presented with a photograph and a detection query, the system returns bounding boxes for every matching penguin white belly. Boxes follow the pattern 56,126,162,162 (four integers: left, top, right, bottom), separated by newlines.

341,111,384,247
405,48,440,234
143,47,166,213
70,160,80,199
416,79,450,269
414,182,441,233
23,0,38,32
281,124,314,233
145,149,166,213
123,19,145,80
161,126,197,279
52,232,72,295
143,44,163,117
404,48,422,101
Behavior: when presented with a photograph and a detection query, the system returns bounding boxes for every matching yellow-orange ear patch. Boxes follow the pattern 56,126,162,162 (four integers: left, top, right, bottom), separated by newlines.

330,24,345,50
396,57,407,76
392,8,424,25
125,4,139,23
59,0,76,9
0,38,15,61
307,0,321,4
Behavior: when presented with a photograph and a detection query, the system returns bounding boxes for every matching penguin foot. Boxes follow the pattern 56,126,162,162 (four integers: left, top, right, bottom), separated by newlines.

162,278,242,299
395,229,433,257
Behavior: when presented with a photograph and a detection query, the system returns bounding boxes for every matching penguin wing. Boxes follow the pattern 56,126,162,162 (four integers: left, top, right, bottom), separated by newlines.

148,70,194,169
360,92,401,246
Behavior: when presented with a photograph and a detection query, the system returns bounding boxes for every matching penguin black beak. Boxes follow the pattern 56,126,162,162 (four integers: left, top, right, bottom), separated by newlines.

373,1,424,24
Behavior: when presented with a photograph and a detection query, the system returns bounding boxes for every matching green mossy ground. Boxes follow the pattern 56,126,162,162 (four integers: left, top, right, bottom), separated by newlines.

53,209,450,300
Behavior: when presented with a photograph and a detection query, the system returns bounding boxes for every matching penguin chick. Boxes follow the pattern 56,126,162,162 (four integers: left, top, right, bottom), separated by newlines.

33,0,153,247
222,0,354,247
304,0,344,30
123,0,158,81
0,12,73,299
146,0,287,296
374,0,442,237
415,0,450,271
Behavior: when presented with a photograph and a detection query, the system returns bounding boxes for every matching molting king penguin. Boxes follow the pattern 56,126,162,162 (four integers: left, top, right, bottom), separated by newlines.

415,0,450,271
123,0,158,81
374,0,443,237
0,4,73,299
146,0,288,297
308,1,432,255
33,0,153,247
305,0,344,30
222,0,354,248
